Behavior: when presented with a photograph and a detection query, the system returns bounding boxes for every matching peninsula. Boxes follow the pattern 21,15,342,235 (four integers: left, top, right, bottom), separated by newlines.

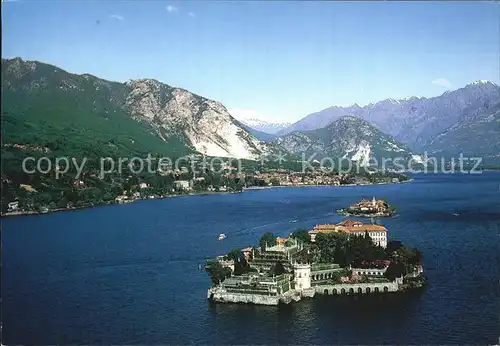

205,220,425,305
337,197,396,217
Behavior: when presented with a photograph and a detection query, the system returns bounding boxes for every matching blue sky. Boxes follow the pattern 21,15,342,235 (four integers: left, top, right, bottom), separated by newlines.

3,1,499,122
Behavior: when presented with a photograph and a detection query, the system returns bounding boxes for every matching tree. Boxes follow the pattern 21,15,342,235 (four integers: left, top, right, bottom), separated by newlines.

259,232,276,249
226,248,243,263
386,240,402,254
384,262,405,281
315,233,337,263
226,248,250,275
292,229,310,243
269,261,286,276
205,261,232,286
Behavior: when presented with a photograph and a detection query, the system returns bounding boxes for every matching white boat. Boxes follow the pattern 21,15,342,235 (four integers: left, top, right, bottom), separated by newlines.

218,233,226,240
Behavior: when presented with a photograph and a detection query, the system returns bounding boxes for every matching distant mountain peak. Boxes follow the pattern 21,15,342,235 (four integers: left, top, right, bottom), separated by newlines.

399,96,421,102
373,98,401,106
240,118,291,127
278,115,414,166
235,116,292,135
470,80,495,85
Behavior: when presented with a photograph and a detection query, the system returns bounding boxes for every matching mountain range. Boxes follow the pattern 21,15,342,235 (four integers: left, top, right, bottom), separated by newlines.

424,102,500,163
275,81,499,158
2,57,499,168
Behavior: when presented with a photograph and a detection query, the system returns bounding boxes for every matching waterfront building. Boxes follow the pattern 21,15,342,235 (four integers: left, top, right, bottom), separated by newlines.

218,273,292,296
7,201,19,212
293,263,311,290
174,180,191,191
308,219,388,247
351,267,387,277
115,195,129,204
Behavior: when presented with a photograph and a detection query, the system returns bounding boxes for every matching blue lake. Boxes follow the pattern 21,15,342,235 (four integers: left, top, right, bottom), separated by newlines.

2,172,500,344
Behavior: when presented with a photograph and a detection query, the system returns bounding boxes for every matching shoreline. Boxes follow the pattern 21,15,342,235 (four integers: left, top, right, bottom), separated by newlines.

243,178,414,191
2,179,413,219
0,190,241,218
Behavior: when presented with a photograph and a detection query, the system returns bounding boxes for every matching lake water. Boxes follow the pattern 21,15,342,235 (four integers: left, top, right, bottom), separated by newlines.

3,173,500,344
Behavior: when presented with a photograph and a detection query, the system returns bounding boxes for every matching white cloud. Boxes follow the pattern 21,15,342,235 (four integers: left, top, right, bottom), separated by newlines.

109,14,125,21
166,5,178,13
432,78,453,89
188,12,195,17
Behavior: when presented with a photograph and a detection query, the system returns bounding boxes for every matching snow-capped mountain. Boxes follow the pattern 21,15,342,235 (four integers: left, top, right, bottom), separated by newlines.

237,117,291,135
278,80,500,152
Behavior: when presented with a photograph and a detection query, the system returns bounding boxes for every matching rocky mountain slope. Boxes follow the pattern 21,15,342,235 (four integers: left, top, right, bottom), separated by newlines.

124,78,268,159
278,116,419,166
2,58,273,160
424,102,500,163
278,104,363,134
279,81,500,153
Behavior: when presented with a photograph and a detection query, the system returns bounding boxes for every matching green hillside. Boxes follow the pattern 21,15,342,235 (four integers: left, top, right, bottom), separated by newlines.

1,58,194,212
2,58,192,162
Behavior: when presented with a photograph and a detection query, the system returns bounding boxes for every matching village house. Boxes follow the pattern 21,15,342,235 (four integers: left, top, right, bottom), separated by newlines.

19,184,37,192
174,180,192,191
309,219,388,248
8,201,19,212
72,180,85,188
115,195,129,204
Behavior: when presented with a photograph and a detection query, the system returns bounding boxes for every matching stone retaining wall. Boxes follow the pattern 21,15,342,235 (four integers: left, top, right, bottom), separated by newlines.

208,288,281,305
207,281,399,305
315,281,398,295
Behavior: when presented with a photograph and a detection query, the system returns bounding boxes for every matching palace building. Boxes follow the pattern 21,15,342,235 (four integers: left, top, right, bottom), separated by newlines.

308,219,388,248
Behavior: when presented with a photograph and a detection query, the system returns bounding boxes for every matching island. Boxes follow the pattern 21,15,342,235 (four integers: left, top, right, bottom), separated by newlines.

205,219,425,305
337,197,396,217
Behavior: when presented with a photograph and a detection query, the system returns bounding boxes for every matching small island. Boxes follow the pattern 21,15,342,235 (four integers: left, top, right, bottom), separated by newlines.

337,197,396,217
205,220,425,305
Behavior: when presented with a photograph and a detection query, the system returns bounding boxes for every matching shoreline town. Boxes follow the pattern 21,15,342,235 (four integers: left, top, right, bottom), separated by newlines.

2,170,411,218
